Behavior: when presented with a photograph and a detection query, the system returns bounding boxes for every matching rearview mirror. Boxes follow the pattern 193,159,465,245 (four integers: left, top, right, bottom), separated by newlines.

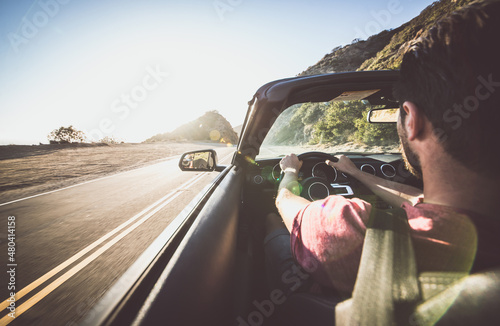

179,150,217,172
368,107,399,123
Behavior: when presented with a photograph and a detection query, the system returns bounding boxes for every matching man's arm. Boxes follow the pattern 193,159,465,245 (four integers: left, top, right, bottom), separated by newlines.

275,154,310,231
327,155,423,207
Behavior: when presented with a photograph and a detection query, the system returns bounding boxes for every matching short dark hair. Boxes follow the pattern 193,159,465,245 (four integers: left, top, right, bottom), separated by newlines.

393,0,500,176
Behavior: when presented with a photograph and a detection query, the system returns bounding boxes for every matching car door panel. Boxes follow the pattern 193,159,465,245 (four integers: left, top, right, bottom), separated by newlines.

132,166,244,325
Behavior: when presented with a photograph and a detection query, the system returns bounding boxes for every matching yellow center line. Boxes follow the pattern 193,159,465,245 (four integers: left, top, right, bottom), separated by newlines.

0,173,206,324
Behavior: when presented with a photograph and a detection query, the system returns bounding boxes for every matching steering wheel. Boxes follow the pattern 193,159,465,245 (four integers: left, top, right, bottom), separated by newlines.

295,152,339,201
297,151,338,163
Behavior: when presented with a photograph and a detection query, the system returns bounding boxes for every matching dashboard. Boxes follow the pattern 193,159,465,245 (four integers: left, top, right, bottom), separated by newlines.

244,152,422,204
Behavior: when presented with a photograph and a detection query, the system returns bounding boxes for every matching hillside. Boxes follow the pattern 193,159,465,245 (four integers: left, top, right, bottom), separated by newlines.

300,0,474,75
145,110,238,144
300,29,402,75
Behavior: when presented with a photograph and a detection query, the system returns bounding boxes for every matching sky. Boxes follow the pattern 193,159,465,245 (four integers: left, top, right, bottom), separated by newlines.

0,0,436,145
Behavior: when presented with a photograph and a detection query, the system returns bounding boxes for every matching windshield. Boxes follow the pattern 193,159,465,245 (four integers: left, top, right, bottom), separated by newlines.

258,99,401,159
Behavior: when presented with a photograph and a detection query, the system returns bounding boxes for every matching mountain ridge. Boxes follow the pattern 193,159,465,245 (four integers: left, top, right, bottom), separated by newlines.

145,110,239,144
299,0,474,75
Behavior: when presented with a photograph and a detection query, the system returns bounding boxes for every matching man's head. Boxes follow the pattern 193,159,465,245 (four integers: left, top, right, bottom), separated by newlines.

394,0,500,178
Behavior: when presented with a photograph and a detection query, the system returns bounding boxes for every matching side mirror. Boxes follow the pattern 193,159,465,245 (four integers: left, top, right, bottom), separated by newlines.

367,107,399,123
179,150,218,172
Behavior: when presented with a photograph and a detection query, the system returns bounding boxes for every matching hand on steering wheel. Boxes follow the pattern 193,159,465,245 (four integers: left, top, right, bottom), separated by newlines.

279,154,302,174
292,152,339,201
326,154,357,176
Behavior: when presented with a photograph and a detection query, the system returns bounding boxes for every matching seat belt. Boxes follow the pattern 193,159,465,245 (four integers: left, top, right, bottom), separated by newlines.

336,208,421,326
335,208,474,326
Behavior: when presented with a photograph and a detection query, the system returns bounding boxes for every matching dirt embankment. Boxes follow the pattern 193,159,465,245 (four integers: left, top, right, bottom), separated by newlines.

0,142,220,204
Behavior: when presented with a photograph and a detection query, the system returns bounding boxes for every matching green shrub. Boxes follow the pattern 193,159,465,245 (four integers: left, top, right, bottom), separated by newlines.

267,100,399,148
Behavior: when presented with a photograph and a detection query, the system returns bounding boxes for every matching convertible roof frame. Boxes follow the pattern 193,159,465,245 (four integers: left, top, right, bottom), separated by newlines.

236,70,400,160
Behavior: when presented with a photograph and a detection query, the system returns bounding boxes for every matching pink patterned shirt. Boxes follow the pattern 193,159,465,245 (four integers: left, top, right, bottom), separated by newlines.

291,196,482,295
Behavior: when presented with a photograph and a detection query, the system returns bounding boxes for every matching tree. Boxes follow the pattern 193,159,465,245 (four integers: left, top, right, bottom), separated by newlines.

312,101,365,144
48,125,86,143
354,110,399,145
99,136,122,144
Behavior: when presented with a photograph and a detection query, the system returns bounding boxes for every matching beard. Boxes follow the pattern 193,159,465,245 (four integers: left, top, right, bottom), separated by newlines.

398,123,423,179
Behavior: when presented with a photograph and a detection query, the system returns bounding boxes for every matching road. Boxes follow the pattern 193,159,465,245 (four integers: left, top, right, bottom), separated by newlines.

0,146,235,326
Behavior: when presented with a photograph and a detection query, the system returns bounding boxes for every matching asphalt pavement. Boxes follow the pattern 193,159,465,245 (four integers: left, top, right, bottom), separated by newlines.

0,147,235,326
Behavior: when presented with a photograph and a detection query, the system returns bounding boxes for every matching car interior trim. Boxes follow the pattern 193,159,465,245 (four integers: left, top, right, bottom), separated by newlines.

360,164,376,175
380,163,397,178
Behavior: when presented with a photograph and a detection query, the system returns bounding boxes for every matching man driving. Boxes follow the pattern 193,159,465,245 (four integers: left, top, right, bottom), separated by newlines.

265,0,500,298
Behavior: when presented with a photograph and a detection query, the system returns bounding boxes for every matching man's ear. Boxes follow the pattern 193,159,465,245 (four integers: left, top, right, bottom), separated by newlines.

401,101,425,141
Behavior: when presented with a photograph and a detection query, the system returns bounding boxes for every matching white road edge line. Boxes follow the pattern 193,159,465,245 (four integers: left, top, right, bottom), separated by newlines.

0,148,233,323
0,156,183,207
220,152,234,163
0,183,193,326
0,149,234,207
0,172,206,316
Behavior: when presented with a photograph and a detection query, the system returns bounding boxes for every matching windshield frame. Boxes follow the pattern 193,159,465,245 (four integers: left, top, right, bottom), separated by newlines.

256,98,400,160
237,71,401,161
